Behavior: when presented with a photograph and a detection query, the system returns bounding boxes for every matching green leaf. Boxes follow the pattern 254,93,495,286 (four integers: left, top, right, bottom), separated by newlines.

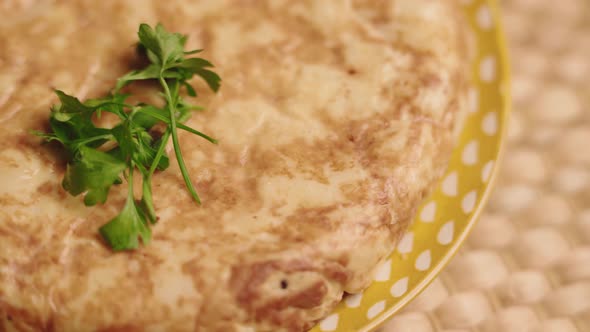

176,98,205,122
176,57,214,70
133,105,163,129
51,90,95,122
178,124,218,144
85,93,130,119
31,130,59,142
62,146,127,205
134,103,215,143
195,68,221,92
99,193,151,251
47,116,73,143
85,93,129,108
49,115,111,152
138,23,186,67
115,65,161,92
131,130,170,171
53,90,95,118
110,123,136,160
46,91,124,153
184,49,203,55
137,24,161,58
140,177,157,224
183,81,197,97
162,58,216,84
146,49,160,65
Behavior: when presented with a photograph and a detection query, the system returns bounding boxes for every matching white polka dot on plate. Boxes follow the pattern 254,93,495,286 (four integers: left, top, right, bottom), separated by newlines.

462,141,479,165
476,5,493,30
437,221,455,245
345,293,363,308
390,277,409,298
462,191,478,214
480,56,497,82
397,232,414,254
482,160,495,183
367,300,386,320
420,201,437,222
319,313,339,331
441,172,459,197
482,112,499,135
374,259,392,282
415,250,432,271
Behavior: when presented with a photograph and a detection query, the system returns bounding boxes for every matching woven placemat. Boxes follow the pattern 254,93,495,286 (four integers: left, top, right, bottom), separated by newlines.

378,1,590,331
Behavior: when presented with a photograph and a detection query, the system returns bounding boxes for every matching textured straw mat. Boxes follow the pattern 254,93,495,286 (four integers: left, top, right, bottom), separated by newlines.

377,1,590,332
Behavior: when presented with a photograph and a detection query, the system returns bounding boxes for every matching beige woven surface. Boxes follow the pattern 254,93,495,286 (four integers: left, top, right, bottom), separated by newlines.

378,1,590,331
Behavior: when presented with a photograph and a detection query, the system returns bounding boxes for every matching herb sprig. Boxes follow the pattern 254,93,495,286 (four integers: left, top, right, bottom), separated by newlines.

35,24,221,251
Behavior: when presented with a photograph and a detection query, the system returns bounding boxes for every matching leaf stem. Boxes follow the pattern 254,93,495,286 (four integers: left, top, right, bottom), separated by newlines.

127,162,135,201
158,76,201,204
148,130,171,177
139,129,171,223
71,134,114,147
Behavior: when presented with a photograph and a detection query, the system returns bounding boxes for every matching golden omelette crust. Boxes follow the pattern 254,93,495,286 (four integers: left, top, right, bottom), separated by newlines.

0,1,469,331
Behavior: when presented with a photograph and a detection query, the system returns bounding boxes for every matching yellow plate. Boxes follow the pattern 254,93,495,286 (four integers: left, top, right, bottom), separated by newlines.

311,1,511,331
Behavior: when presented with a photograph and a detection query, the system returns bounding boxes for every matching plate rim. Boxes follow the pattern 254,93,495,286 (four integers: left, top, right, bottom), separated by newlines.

355,1,513,331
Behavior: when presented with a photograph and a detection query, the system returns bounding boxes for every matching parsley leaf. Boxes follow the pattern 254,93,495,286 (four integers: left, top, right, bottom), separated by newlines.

99,169,152,250
115,65,161,92
34,23,221,251
138,23,186,68
62,146,127,206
